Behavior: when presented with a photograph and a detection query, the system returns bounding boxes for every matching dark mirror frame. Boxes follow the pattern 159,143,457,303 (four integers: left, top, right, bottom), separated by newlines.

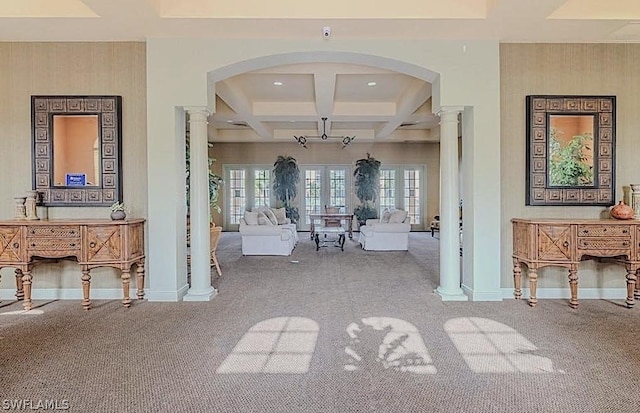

32,95,123,207
525,95,615,206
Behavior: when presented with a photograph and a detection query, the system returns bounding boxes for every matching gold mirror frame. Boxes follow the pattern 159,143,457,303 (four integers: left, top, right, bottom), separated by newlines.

32,96,123,206
525,95,615,206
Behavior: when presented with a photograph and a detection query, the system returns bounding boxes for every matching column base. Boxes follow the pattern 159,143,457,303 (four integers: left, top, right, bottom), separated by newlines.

183,286,217,302
435,286,469,301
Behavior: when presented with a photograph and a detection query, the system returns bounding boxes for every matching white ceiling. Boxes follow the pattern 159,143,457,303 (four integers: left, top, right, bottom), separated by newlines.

3,0,640,144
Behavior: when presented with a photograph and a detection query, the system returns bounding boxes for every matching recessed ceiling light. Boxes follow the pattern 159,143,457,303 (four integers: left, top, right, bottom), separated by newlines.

273,81,283,86
367,81,377,86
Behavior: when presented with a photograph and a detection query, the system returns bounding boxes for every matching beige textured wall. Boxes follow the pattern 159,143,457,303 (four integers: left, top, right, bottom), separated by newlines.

210,141,440,229
501,43,640,289
0,42,147,290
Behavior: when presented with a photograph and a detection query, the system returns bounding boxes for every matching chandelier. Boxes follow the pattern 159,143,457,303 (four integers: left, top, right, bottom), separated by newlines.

294,117,356,149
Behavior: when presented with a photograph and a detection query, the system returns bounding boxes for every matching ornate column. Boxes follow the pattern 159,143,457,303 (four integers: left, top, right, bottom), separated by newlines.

435,107,468,301
184,107,216,302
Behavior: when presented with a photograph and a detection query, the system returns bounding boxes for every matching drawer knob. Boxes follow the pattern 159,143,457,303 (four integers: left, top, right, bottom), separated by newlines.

13,242,19,248
89,242,96,248
563,241,569,247
31,243,36,247
623,230,628,234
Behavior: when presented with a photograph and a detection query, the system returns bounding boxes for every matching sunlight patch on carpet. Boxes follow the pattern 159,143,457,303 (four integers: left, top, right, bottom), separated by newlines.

217,316,318,374
444,317,559,373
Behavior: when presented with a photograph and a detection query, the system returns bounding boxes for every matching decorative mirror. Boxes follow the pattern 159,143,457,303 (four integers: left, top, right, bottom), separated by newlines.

525,95,615,206
31,96,123,206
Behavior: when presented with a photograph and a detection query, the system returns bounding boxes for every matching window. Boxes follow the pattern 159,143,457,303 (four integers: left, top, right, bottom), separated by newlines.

301,166,350,230
228,169,246,225
254,169,271,208
225,166,272,227
379,166,423,226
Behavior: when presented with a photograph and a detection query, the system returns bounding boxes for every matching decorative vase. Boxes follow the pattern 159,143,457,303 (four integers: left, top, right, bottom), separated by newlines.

110,210,126,220
610,200,634,220
13,197,27,220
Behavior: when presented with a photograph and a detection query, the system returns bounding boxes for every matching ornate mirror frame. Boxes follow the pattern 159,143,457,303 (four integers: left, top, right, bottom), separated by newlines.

525,95,616,206
32,95,123,207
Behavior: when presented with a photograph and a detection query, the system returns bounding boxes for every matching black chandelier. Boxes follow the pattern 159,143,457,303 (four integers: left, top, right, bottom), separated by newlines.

294,117,356,149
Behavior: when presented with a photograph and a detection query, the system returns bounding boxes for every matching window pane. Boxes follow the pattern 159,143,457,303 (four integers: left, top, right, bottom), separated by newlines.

404,169,420,225
229,169,246,224
329,169,346,212
379,170,396,213
254,169,270,208
304,170,322,225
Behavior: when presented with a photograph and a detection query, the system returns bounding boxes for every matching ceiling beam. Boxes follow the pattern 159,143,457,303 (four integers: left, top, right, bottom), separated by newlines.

215,79,273,139
313,70,337,134
376,80,432,138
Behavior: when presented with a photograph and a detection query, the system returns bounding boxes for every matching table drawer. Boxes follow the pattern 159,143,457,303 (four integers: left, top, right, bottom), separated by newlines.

577,225,630,237
26,238,81,251
26,225,80,238
577,238,631,250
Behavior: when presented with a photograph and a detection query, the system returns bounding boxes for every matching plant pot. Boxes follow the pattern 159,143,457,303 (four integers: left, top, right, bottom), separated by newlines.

110,210,126,220
610,201,634,220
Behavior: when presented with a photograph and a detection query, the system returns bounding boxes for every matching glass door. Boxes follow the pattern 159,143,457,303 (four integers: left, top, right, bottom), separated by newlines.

299,166,350,231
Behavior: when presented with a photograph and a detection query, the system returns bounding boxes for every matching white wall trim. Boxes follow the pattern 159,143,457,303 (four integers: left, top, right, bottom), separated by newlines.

147,284,190,302
500,287,628,300
1,288,139,301
462,284,503,301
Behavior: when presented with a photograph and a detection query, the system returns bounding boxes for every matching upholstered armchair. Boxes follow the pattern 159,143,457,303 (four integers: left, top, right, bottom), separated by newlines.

358,209,411,251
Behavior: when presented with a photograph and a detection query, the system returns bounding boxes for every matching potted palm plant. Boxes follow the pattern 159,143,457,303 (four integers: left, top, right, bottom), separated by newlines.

353,153,381,226
272,155,300,224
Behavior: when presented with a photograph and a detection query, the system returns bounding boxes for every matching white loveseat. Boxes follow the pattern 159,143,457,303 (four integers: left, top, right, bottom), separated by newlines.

239,207,298,256
358,209,411,251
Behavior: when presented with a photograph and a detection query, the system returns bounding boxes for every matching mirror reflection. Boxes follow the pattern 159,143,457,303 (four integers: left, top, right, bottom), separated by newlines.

548,115,594,187
53,115,100,187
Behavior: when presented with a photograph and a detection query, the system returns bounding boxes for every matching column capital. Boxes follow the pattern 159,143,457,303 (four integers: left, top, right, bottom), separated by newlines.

436,106,464,119
184,106,211,119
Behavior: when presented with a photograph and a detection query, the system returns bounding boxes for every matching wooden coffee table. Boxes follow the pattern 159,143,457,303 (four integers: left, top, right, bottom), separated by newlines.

314,227,346,251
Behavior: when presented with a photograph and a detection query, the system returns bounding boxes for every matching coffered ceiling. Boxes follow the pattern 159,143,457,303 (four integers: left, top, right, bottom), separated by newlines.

3,0,640,143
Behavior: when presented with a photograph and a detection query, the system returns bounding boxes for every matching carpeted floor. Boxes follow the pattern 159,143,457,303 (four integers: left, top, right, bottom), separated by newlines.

1,232,640,412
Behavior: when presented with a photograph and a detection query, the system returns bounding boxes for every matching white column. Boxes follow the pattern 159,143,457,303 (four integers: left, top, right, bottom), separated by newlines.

183,107,216,301
435,107,468,301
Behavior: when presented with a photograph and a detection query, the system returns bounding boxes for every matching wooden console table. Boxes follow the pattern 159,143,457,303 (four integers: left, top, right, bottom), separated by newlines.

0,218,145,310
512,218,640,309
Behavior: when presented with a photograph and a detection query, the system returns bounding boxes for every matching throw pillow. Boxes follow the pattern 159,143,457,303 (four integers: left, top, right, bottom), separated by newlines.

244,211,259,225
271,207,288,225
380,208,391,223
389,209,408,223
263,208,278,225
257,211,274,226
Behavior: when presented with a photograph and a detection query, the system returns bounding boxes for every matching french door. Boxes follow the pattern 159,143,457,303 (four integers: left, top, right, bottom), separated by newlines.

299,166,351,231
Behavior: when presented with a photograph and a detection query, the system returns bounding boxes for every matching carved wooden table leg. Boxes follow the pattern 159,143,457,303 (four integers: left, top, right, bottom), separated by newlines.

81,268,92,310
527,268,538,307
136,262,145,300
568,265,579,309
634,268,640,301
625,266,637,308
21,269,33,311
121,268,132,307
14,268,24,300
513,258,522,300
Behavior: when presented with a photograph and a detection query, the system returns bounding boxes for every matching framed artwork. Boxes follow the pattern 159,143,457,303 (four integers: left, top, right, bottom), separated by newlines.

525,95,615,206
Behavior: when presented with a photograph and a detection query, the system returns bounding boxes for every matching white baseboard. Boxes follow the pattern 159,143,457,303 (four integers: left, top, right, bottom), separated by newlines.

146,283,189,302
500,287,628,300
0,288,137,301
462,284,504,301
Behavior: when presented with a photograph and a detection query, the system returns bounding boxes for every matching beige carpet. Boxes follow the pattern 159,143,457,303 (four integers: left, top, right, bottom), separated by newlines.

1,232,640,412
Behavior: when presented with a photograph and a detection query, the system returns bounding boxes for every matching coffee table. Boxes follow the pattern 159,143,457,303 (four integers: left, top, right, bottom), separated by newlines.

314,226,346,251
